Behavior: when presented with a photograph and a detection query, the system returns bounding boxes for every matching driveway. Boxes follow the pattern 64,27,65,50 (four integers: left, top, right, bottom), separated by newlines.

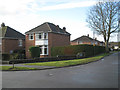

2,52,119,88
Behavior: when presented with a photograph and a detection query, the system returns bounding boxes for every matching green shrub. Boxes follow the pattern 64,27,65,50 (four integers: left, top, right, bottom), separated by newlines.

2,54,10,61
51,44,105,57
29,46,40,58
10,49,25,59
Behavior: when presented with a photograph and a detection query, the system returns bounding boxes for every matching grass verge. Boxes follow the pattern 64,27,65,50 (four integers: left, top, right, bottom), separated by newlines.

24,53,111,67
0,66,37,71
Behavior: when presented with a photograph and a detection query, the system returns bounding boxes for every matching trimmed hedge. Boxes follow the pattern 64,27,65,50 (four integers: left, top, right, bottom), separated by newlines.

9,56,78,64
51,44,105,57
29,46,40,58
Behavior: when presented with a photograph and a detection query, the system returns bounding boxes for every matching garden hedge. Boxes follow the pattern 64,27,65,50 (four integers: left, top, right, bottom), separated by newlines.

51,44,105,57
29,46,40,58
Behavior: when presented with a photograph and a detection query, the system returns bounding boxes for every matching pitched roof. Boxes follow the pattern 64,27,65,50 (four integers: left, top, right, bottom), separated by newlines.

71,36,93,42
25,22,70,35
0,24,25,39
71,36,103,43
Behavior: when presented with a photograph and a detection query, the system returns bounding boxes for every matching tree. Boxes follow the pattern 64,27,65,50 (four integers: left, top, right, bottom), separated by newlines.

86,1,119,52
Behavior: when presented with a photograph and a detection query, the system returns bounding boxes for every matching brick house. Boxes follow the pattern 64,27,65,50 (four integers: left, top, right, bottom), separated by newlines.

71,35,104,46
25,22,71,58
0,23,25,54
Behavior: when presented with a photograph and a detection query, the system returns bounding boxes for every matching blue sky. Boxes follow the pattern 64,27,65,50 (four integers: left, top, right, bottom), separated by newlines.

0,0,119,42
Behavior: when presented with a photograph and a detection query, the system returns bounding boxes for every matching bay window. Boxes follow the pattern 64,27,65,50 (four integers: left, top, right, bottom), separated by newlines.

39,45,48,55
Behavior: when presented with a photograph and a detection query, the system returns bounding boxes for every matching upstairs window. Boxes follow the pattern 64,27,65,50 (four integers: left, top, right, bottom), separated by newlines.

39,33,42,39
44,33,48,39
29,34,34,40
36,33,48,40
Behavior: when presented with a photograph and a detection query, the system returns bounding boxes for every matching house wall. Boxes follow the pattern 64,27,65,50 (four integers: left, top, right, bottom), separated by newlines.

70,41,104,46
70,42,78,45
2,38,25,54
25,32,70,58
71,41,92,45
48,32,70,56
25,34,35,58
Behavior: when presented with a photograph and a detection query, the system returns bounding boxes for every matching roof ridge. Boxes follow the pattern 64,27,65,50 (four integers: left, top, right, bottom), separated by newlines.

46,22,52,32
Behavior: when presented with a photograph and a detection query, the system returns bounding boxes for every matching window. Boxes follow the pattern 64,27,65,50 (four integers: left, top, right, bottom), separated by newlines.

29,34,34,40
36,33,48,40
39,45,48,55
44,45,47,54
44,33,48,39
39,46,42,54
19,39,22,46
79,41,83,44
95,42,98,45
39,33,42,39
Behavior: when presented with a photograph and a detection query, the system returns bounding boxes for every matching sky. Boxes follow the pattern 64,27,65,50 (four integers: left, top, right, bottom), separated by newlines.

0,0,119,42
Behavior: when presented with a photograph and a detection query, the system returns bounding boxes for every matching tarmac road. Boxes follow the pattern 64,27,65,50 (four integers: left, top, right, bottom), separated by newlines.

2,52,119,88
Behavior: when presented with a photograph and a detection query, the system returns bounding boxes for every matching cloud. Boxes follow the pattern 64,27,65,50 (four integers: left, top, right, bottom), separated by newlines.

0,0,35,15
39,1,97,11
0,0,97,15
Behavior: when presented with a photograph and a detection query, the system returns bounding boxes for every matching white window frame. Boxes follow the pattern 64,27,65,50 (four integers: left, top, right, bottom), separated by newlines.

19,39,22,47
39,45,48,55
29,34,34,40
35,33,48,40
44,33,48,39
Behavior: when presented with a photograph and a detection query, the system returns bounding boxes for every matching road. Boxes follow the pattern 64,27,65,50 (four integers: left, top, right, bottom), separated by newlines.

2,52,119,88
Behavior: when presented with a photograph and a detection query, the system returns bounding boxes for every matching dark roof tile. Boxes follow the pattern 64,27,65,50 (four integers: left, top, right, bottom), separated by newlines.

25,22,70,35
0,26,25,39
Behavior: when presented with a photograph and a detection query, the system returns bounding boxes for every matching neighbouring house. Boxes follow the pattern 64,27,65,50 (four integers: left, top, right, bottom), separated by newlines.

0,23,25,54
71,34,104,46
25,22,71,58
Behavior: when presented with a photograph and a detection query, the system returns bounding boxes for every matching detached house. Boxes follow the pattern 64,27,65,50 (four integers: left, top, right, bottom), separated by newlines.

25,22,71,58
0,23,25,54
71,35,104,46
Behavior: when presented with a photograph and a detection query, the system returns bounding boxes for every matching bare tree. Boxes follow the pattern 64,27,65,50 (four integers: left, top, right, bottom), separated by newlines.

86,1,119,52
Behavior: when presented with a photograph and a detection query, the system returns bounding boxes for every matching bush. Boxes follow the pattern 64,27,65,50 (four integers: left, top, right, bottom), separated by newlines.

29,46,40,58
10,49,25,59
2,54,10,61
51,44,105,57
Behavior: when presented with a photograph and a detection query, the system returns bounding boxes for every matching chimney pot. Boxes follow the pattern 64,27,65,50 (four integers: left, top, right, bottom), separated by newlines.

63,27,66,31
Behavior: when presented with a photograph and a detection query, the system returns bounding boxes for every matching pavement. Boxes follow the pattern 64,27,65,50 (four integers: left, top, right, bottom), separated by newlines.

2,52,119,88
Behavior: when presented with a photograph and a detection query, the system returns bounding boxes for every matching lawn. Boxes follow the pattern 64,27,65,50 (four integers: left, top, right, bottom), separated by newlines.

24,53,110,67
0,66,37,71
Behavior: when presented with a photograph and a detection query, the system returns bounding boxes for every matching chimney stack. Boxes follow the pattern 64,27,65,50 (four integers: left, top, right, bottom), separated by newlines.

56,25,59,28
1,22,5,27
56,25,60,30
87,34,89,37
63,27,66,31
